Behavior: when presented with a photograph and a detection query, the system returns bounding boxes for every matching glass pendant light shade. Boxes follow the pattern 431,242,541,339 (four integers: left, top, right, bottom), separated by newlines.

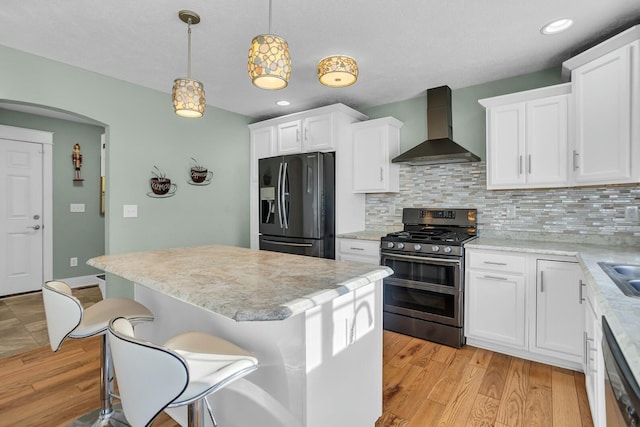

248,34,291,90
172,78,206,118
318,55,358,87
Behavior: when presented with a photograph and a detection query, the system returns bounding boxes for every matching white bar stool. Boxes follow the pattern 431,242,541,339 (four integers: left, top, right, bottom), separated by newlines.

42,281,154,426
108,317,260,427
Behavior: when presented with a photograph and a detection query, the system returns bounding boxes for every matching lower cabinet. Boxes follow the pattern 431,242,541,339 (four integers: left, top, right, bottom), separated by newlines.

336,238,380,265
465,249,585,370
584,280,606,427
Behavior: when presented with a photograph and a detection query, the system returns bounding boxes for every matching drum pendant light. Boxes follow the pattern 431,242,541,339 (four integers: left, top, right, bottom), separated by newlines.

318,55,358,87
172,10,206,118
247,0,291,90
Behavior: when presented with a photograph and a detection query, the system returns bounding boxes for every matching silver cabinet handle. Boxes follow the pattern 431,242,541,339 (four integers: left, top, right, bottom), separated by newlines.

484,261,507,266
573,150,579,170
519,155,523,175
540,270,544,293
528,154,532,174
27,225,41,230
296,129,300,142
350,247,365,251
304,127,308,141
484,275,507,281
579,279,586,304
380,167,383,182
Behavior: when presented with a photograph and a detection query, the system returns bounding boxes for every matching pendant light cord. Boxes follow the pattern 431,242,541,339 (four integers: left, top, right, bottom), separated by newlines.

268,0,272,34
187,18,192,79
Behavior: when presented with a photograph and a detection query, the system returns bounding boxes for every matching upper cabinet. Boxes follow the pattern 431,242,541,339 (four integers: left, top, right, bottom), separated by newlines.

480,85,570,190
480,25,640,191
352,117,403,193
564,37,640,186
276,113,335,155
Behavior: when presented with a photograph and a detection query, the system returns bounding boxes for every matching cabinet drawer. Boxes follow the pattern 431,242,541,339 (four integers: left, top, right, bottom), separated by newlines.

468,250,526,274
338,238,380,258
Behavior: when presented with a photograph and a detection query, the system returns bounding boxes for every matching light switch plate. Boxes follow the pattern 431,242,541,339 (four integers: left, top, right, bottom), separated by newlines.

123,204,138,218
70,203,85,213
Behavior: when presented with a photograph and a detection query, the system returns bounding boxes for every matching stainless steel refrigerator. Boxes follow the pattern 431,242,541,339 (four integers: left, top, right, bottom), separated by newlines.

258,152,335,259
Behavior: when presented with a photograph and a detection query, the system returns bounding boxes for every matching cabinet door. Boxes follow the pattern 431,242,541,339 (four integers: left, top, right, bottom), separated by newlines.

336,238,379,265
276,120,302,154
534,260,584,360
466,270,526,349
526,95,568,186
303,114,334,151
572,42,635,184
486,103,526,189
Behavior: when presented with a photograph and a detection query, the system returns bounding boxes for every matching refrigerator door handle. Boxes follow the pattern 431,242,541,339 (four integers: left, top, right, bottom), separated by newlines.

277,162,284,229
282,161,289,229
261,239,313,248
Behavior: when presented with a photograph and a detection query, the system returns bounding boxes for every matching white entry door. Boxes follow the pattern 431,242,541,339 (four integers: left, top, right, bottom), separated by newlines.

0,138,45,296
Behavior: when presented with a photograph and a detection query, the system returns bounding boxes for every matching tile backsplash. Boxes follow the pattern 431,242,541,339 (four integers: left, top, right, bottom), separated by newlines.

365,162,640,246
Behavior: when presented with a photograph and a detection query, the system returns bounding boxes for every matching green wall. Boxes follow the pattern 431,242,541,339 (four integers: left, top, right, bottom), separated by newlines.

361,68,563,160
0,109,105,279
0,44,252,297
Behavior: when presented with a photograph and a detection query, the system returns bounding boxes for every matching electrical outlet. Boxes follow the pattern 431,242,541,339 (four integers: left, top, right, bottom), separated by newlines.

70,257,78,267
506,205,516,219
123,204,138,218
625,206,639,222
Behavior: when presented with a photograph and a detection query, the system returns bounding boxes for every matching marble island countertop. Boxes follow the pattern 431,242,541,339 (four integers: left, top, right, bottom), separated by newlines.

88,245,392,322
465,237,640,383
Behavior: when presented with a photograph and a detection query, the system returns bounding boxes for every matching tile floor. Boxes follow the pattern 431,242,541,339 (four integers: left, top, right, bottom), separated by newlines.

0,285,103,359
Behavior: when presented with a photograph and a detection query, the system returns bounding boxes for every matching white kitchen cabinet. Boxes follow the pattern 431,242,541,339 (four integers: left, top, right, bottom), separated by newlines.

479,84,570,190
276,113,335,155
567,40,639,185
336,238,380,265
584,282,606,427
248,104,368,248
466,269,527,349
352,117,403,193
276,120,303,154
466,249,585,370
465,251,527,349
533,260,584,364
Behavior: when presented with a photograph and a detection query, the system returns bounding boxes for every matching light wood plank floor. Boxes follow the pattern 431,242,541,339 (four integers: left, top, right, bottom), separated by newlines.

0,288,593,426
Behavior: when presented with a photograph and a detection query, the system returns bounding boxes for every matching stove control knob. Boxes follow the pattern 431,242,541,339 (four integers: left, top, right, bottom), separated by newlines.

386,242,394,248
444,246,452,254
432,245,440,252
397,243,405,249
414,244,422,251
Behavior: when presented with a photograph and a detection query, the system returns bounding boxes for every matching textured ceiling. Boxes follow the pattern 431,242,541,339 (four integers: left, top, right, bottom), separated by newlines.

0,0,639,121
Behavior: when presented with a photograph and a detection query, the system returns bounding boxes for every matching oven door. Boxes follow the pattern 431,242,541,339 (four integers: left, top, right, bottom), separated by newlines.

381,252,462,327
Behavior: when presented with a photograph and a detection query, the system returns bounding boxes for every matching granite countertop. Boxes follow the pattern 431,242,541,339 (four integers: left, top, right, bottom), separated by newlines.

87,245,392,322
336,229,396,241
466,237,640,383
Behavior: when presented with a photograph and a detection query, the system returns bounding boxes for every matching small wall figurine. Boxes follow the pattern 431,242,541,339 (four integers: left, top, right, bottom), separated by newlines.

72,143,84,181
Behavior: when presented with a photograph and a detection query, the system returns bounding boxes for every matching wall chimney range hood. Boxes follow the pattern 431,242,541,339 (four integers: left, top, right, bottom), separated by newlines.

392,85,480,165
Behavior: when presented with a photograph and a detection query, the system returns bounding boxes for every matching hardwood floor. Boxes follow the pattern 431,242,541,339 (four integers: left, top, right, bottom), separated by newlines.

0,287,593,426
376,330,594,427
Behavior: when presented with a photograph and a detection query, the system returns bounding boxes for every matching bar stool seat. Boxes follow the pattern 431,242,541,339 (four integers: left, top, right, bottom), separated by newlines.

42,281,154,426
108,317,260,427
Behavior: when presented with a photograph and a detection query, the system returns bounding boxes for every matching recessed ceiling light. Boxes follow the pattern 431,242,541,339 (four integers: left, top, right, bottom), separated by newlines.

541,18,574,35
276,100,290,106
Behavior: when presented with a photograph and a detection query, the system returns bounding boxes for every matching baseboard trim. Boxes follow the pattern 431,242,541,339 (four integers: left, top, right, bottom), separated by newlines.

56,274,101,289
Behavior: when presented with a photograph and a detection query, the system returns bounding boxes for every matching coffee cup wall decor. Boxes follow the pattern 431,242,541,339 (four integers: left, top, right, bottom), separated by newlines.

188,158,213,185
148,165,177,198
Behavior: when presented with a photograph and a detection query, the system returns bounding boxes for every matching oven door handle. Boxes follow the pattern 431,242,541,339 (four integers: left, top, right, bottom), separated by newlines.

382,253,461,266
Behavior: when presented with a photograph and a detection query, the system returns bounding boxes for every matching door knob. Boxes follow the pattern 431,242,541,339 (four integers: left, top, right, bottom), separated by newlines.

27,225,41,230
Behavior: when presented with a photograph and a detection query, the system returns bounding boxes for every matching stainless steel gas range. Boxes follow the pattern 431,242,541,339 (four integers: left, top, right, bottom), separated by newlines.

380,208,477,348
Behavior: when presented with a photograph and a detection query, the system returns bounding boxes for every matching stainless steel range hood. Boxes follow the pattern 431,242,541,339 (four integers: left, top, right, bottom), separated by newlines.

392,86,480,165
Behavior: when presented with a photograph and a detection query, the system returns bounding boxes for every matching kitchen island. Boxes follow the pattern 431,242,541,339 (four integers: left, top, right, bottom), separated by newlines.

88,245,392,427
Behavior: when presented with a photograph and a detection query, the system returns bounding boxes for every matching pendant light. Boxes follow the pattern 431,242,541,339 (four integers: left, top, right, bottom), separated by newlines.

318,55,358,87
172,10,206,118
247,0,291,90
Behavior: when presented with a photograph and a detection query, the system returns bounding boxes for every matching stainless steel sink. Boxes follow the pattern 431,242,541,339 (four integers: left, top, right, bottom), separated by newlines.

599,262,640,297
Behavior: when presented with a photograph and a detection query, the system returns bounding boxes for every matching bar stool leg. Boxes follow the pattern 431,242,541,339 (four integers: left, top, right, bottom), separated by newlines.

68,335,129,426
187,399,206,427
